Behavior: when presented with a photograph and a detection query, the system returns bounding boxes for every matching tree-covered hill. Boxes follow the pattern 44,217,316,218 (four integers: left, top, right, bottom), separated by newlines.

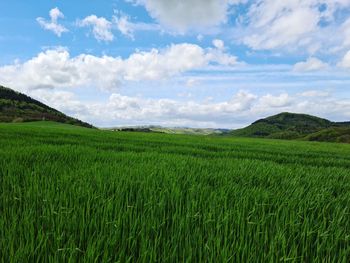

305,127,350,143
231,112,350,143
0,86,93,128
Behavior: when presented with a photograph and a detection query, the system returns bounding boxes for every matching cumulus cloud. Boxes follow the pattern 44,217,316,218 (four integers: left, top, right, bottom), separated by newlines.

127,0,245,32
259,93,292,108
36,7,68,37
0,43,237,92
28,88,350,128
78,15,114,42
293,57,329,72
121,43,212,81
35,90,259,127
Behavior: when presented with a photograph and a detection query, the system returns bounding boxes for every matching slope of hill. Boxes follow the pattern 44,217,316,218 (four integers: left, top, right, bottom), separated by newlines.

231,112,350,142
0,85,93,128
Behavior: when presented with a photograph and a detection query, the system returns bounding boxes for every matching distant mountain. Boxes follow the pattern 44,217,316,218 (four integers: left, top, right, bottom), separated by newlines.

231,112,350,143
107,126,230,135
0,85,94,128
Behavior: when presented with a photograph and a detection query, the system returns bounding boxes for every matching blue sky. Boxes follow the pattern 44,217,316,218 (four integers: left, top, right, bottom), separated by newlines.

1,0,350,128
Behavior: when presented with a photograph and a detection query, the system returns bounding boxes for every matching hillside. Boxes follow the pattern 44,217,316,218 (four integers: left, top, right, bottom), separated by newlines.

231,112,350,142
0,85,93,128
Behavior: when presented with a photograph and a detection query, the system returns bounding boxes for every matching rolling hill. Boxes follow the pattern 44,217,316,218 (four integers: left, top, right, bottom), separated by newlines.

231,112,350,143
0,85,93,128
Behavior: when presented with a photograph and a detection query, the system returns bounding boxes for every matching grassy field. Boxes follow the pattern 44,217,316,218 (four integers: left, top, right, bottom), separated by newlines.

1,122,350,262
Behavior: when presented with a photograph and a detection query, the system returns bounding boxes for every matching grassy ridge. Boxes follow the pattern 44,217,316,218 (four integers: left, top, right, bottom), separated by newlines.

1,122,350,262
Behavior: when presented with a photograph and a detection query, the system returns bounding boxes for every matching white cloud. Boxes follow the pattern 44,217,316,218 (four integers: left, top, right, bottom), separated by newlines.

113,13,161,38
124,44,207,80
338,50,350,68
122,1,350,58
36,7,68,37
197,34,204,42
185,78,200,87
46,90,259,127
299,90,330,97
212,39,225,50
259,93,292,108
293,57,329,72
78,15,114,42
241,2,320,51
340,18,350,49
206,40,238,65
235,0,350,54
115,16,134,38
128,0,245,32
28,88,350,128
113,15,136,39
243,8,318,49
0,43,237,92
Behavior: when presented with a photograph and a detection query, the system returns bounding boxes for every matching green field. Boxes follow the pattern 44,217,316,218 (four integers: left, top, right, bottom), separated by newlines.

1,122,350,262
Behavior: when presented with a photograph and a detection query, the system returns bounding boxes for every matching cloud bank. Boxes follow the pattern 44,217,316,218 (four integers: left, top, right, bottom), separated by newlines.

0,42,237,92
29,89,350,128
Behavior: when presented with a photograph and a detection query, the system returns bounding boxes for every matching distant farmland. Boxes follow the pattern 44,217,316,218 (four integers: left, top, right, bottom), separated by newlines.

1,122,350,262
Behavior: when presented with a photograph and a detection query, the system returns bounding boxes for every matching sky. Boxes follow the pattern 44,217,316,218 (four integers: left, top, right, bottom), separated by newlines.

1,0,350,128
